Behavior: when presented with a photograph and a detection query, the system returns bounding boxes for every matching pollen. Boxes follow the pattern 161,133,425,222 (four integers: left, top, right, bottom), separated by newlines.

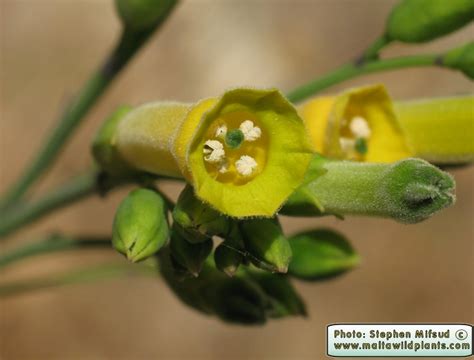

235,155,258,176
240,120,262,142
203,140,225,163
350,116,371,139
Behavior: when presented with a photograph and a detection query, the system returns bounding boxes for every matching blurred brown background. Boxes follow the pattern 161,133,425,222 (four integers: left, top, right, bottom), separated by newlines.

1,1,473,359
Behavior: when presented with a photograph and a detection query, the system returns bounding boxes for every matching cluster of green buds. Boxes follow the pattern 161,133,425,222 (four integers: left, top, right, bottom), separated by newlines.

91,0,473,325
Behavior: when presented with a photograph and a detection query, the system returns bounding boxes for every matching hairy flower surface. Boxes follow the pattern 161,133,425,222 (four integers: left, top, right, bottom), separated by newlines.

300,84,411,162
109,88,314,217
394,95,474,164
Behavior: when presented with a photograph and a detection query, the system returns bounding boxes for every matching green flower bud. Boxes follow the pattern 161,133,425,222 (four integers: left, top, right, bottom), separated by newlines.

160,251,268,324
281,158,455,224
240,218,292,273
173,185,230,243
443,42,474,79
387,0,474,43
112,188,169,262
170,224,213,277
385,158,455,223
92,106,134,175
115,0,178,33
159,250,215,315
210,276,268,325
214,243,244,277
288,229,359,281
248,270,307,318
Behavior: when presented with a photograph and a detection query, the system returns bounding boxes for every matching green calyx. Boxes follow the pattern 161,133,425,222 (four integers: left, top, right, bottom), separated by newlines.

169,224,213,277
92,106,135,176
288,229,359,281
225,129,245,149
443,42,474,79
112,188,169,262
240,218,292,273
159,250,306,325
172,185,230,243
386,0,474,43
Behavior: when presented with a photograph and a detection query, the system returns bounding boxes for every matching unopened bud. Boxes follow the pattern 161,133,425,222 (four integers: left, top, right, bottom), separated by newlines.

173,185,230,243
170,224,213,277
112,188,169,262
240,218,292,273
443,42,474,79
115,0,178,32
210,277,268,325
249,271,307,318
214,243,243,277
386,0,474,43
92,106,134,175
288,229,359,281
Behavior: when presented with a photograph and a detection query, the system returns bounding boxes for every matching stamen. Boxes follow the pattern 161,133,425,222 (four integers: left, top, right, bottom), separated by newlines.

203,140,225,163
339,137,355,153
215,125,227,138
240,120,261,142
350,116,371,138
218,161,229,174
235,155,258,176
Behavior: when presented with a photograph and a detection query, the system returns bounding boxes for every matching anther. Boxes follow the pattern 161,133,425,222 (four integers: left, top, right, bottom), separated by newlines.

350,116,371,138
203,140,225,163
235,155,258,176
240,120,261,142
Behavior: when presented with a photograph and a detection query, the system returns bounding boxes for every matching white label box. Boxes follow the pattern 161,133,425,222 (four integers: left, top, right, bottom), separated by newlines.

327,323,472,357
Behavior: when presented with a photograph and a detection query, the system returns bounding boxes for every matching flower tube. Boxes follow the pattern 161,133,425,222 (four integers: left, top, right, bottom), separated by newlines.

94,88,314,218
394,95,474,164
299,84,411,163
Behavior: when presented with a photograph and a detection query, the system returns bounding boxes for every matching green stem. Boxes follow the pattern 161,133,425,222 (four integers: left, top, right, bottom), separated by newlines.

357,34,391,63
286,54,439,103
0,171,128,239
0,235,111,269
0,24,169,212
0,262,157,298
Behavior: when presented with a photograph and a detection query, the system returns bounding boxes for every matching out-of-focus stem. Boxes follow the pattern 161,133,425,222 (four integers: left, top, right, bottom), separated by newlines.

0,262,157,298
0,1,178,212
286,54,439,103
0,235,111,269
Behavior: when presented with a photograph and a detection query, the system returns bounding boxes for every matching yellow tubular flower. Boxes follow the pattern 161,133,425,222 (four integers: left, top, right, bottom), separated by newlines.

109,88,314,218
394,95,474,164
300,84,411,163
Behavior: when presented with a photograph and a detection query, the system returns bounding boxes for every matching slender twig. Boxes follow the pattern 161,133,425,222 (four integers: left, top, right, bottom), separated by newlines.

0,3,178,212
356,34,391,63
0,262,157,298
286,53,440,103
0,235,111,269
0,170,178,239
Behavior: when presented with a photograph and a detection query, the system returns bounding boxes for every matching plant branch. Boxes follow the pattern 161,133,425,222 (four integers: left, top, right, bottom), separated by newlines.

0,261,157,298
0,6,178,212
0,170,131,239
0,234,111,269
286,53,440,103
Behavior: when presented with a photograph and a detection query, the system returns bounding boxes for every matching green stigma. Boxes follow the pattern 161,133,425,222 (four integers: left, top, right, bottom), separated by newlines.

225,129,245,149
355,138,368,155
